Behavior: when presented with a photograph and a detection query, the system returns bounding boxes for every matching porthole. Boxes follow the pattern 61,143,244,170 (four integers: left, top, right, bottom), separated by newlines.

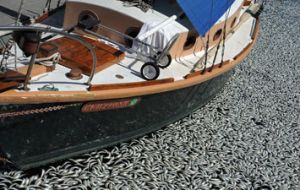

231,17,237,28
184,30,198,50
213,29,222,41
78,10,99,31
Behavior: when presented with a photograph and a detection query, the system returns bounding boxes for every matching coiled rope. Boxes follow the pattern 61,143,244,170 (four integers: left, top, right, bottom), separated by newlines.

121,0,153,12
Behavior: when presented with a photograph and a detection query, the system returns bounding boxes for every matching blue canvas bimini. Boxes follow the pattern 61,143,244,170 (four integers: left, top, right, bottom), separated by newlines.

176,0,235,36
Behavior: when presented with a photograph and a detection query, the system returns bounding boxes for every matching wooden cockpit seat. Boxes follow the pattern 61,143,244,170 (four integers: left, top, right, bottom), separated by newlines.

39,37,125,75
0,65,54,81
0,81,19,92
0,64,54,92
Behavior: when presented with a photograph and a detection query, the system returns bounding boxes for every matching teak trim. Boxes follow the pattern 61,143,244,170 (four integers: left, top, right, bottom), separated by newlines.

0,64,54,81
0,19,260,104
0,81,19,92
35,13,49,23
243,0,252,6
233,43,252,60
89,78,175,91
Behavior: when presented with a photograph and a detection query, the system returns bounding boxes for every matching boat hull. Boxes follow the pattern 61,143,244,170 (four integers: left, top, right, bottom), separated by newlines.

0,71,233,169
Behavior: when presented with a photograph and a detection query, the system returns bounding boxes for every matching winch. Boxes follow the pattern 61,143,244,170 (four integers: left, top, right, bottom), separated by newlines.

13,31,41,57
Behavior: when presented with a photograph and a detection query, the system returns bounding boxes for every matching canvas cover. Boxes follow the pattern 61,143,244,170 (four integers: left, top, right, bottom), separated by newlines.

132,21,181,57
177,0,235,36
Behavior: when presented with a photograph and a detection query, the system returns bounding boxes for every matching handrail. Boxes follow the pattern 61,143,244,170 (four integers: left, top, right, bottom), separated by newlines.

84,28,154,61
96,23,153,49
88,78,175,91
84,25,180,64
0,25,97,86
88,16,179,59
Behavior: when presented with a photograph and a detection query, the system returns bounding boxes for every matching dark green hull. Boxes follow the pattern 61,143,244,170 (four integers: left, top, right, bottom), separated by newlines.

0,71,233,170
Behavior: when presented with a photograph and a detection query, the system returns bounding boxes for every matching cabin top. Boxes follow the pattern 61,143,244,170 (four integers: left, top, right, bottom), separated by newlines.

66,0,244,30
64,0,188,33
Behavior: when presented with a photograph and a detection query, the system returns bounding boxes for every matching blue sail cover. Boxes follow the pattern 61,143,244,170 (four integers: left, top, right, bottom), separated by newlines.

177,0,235,36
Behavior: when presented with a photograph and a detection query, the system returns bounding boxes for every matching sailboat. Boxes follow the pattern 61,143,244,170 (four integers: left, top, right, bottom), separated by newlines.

0,0,262,169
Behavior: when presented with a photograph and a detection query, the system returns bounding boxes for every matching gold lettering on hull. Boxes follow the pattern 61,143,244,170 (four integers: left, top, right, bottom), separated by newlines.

81,98,141,113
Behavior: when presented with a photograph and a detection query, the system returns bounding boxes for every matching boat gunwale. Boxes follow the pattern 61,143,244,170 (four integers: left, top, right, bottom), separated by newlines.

0,18,260,105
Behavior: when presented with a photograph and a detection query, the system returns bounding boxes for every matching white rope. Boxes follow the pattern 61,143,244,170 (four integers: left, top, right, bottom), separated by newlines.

122,0,153,12
36,52,61,67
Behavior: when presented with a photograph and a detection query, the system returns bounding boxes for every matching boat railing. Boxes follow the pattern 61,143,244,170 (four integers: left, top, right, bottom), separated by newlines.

78,14,178,62
83,27,179,80
76,14,179,80
0,25,97,89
